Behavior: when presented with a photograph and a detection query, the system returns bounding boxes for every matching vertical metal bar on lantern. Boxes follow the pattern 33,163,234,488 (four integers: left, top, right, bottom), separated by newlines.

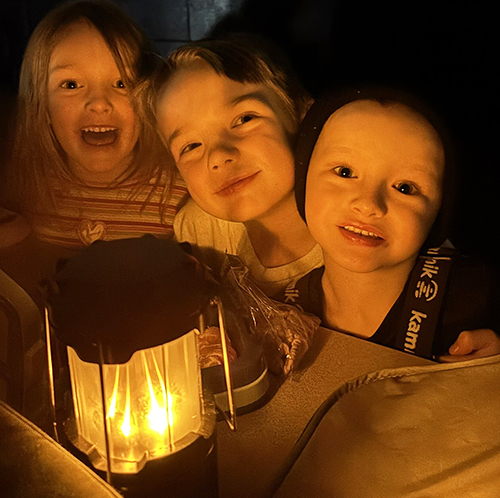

44,306,59,443
161,344,175,454
98,344,113,485
213,297,236,431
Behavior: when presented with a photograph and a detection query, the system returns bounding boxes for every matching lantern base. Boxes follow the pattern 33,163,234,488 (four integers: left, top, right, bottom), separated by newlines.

68,432,218,498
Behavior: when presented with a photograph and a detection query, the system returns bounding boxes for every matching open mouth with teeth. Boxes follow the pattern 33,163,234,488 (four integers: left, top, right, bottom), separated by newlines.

81,127,118,146
341,225,384,240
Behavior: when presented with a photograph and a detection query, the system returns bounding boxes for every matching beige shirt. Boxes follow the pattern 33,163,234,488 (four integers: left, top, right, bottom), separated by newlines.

174,199,324,297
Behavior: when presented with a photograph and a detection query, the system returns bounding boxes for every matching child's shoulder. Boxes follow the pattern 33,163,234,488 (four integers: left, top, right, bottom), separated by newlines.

446,252,499,307
174,199,247,249
436,252,500,351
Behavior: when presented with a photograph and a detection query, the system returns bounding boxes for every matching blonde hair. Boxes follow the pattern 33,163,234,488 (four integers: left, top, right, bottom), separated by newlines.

148,34,313,141
6,0,169,215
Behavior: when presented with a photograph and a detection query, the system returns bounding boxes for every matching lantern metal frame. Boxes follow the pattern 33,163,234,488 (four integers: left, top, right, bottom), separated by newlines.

44,294,236,491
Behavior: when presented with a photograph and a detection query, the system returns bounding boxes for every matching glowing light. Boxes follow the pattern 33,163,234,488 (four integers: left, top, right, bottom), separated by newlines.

148,398,169,435
120,369,132,437
66,331,204,473
107,367,120,420
144,350,175,434
168,391,175,427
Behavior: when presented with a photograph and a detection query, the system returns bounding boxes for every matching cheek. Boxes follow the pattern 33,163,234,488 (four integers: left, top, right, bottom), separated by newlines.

48,107,77,150
120,101,140,140
128,118,140,150
122,99,138,123
306,175,338,217
176,164,207,201
417,196,442,235
48,99,70,131
396,204,439,252
249,127,293,165
305,184,335,242
268,148,295,190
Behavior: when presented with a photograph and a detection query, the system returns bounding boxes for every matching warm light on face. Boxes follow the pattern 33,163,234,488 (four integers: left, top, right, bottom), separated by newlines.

67,330,206,473
305,100,444,275
156,60,296,224
47,22,140,184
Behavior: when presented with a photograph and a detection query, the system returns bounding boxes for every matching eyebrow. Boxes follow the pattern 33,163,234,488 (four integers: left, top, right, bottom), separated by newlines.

167,128,182,149
167,90,275,149
404,163,443,182
230,90,274,109
49,64,74,75
321,145,353,154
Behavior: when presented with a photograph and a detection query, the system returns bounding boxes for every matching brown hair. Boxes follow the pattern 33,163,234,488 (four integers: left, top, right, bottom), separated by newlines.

148,34,312,143
5,0,169,215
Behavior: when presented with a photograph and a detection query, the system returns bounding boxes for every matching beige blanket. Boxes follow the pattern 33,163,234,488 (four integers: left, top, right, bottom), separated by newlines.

275,355,500,497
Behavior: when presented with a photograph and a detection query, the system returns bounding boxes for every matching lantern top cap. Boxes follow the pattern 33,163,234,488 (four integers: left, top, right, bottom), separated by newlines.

47,236,216,363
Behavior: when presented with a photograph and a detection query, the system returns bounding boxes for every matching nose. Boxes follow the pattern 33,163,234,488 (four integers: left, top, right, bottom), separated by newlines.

85,86,113,114
208,139,239,171
350,184,387,218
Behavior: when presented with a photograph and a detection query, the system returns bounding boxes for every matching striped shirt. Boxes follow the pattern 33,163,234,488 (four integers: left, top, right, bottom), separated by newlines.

32,173,188,248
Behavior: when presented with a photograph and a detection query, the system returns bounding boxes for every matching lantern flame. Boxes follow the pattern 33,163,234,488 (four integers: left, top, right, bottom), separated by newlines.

144,350,176,435
107,368,120,420
66,330,204,473
120,369,132,437
145,350,168,435
104,351,178,439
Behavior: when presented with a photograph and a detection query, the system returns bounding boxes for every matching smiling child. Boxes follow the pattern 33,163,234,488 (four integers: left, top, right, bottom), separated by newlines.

152,36,323,296
3,0,187,249
288,87,500,360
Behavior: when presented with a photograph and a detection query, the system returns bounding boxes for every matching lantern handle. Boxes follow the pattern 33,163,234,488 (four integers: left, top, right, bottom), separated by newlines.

211,297,237,431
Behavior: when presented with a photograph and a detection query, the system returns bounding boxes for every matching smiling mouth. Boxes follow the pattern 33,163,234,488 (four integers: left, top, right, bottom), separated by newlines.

342,225,384,240
215,172,260,196
81,127,118,146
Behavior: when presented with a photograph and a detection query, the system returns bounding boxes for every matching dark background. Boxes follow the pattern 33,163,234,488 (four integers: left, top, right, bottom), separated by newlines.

1,0,498,261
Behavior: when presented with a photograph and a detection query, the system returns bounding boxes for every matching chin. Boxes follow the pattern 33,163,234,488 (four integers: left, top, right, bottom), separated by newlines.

339,261,383,274
72,158,131,182
325,251,384,275
217,213,252,223
207,204,259,224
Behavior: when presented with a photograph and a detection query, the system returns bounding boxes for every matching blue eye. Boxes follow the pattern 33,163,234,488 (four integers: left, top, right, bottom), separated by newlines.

333,165,355,178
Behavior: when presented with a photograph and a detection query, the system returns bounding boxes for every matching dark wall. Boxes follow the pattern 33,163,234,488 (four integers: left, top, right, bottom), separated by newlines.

1,0,498,259
210,0,500,260
0,0,245,92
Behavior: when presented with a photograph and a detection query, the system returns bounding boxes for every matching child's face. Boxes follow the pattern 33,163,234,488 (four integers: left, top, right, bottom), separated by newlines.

156,60,296,222
305,100,444,274
47,22,140,183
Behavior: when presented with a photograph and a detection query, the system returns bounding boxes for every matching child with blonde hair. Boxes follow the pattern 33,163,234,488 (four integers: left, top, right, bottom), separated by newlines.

3,0,186,249
0,1,188,429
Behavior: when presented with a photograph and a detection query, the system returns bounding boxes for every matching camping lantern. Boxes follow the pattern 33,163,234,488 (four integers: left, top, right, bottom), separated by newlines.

44,236,235,498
